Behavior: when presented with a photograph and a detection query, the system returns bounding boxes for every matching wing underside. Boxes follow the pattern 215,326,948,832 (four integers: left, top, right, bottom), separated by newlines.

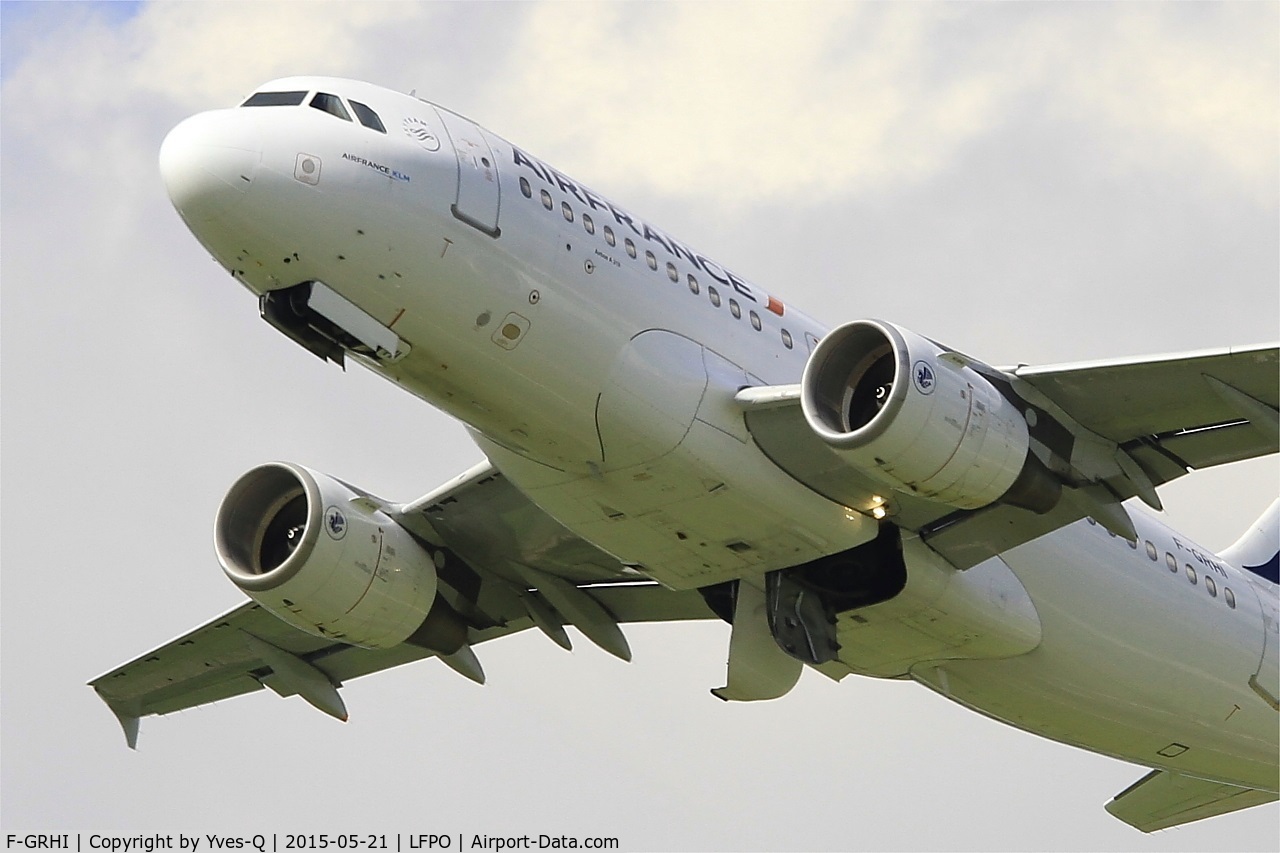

1014,343,1278,485
1106,769,1279,832
90,465,716,745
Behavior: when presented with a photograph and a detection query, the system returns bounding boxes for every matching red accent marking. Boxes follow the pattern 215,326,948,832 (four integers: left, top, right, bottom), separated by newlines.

389,307,406,328
767,296,785,316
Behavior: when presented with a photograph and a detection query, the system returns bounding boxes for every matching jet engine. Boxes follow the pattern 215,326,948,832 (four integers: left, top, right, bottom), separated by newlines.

215,462,466,651
801,320,1059,512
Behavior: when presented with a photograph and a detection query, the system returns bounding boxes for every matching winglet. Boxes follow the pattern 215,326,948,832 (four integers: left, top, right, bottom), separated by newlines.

99,696,141,750
242,632,348,721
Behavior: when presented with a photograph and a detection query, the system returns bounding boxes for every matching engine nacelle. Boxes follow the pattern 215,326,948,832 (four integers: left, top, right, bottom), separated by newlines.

801,320,1057,512
215,462,464,650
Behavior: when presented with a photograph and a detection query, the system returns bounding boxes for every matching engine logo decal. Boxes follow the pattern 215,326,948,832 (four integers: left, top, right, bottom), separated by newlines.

912,361,936,395
324,506,348,540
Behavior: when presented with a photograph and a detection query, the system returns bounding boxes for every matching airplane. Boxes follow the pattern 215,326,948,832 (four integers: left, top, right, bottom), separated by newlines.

90,76,1279,833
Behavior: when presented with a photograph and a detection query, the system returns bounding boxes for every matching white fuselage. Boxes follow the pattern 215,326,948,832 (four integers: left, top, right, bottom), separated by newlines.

161,77,1277,791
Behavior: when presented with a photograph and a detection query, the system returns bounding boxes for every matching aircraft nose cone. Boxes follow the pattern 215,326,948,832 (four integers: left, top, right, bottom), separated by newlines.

159,111,262,222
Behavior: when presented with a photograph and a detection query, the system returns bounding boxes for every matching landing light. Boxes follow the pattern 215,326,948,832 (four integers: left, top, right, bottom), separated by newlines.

846,497,890,521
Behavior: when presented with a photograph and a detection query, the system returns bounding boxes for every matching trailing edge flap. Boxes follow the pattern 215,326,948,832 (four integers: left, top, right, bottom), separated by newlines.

712,581,802,702
1105,769,1278,832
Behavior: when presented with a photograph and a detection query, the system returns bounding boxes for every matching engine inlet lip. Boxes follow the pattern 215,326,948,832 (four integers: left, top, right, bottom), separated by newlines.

801,319,910,450
215,461,323,592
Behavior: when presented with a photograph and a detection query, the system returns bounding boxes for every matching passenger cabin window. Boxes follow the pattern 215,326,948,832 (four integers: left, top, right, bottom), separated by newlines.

729,299,742,319
625,238,637,259
666,262,678,282
349,100,386,133
604,226,616,247
310,92,351,121
1145,541,1158,560
561,201,574,222
708,286,721,307
1225,587,1237,609
242,91,308,107
520,177,532,198
540,189,553,210
1165,553,1178,573
1205,576,1218,597
645,250,658,271
687,274,700,294
750,310,762,331
1185,564,1198,585
781,329,794,349
583,213,595,235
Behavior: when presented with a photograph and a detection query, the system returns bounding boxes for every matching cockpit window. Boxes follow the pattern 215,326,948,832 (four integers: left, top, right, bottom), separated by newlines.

242,91,308,107
349,100,386,133
310,92,351,121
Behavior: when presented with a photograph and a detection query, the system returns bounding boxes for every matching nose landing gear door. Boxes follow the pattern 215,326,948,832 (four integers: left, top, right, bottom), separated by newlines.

433,107,502,237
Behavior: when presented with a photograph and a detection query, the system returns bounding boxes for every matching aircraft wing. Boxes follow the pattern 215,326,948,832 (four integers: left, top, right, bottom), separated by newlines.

1105,769,1279,832
741,343,1279,569
1011,343,1279,486
90,464,716,746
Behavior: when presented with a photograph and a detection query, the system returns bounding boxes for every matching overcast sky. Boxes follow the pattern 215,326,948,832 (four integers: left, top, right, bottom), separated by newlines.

2,2,1277,850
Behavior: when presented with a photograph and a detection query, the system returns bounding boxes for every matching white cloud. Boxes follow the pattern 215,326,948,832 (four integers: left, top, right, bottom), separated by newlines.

2,2,431,143
1050,5,1279,205
486,3,1011,202
127,2,423,108
7,3,1270,210
476,3,1276,207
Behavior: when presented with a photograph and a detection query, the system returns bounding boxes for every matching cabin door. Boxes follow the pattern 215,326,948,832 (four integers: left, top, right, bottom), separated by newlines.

434,108,501,236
